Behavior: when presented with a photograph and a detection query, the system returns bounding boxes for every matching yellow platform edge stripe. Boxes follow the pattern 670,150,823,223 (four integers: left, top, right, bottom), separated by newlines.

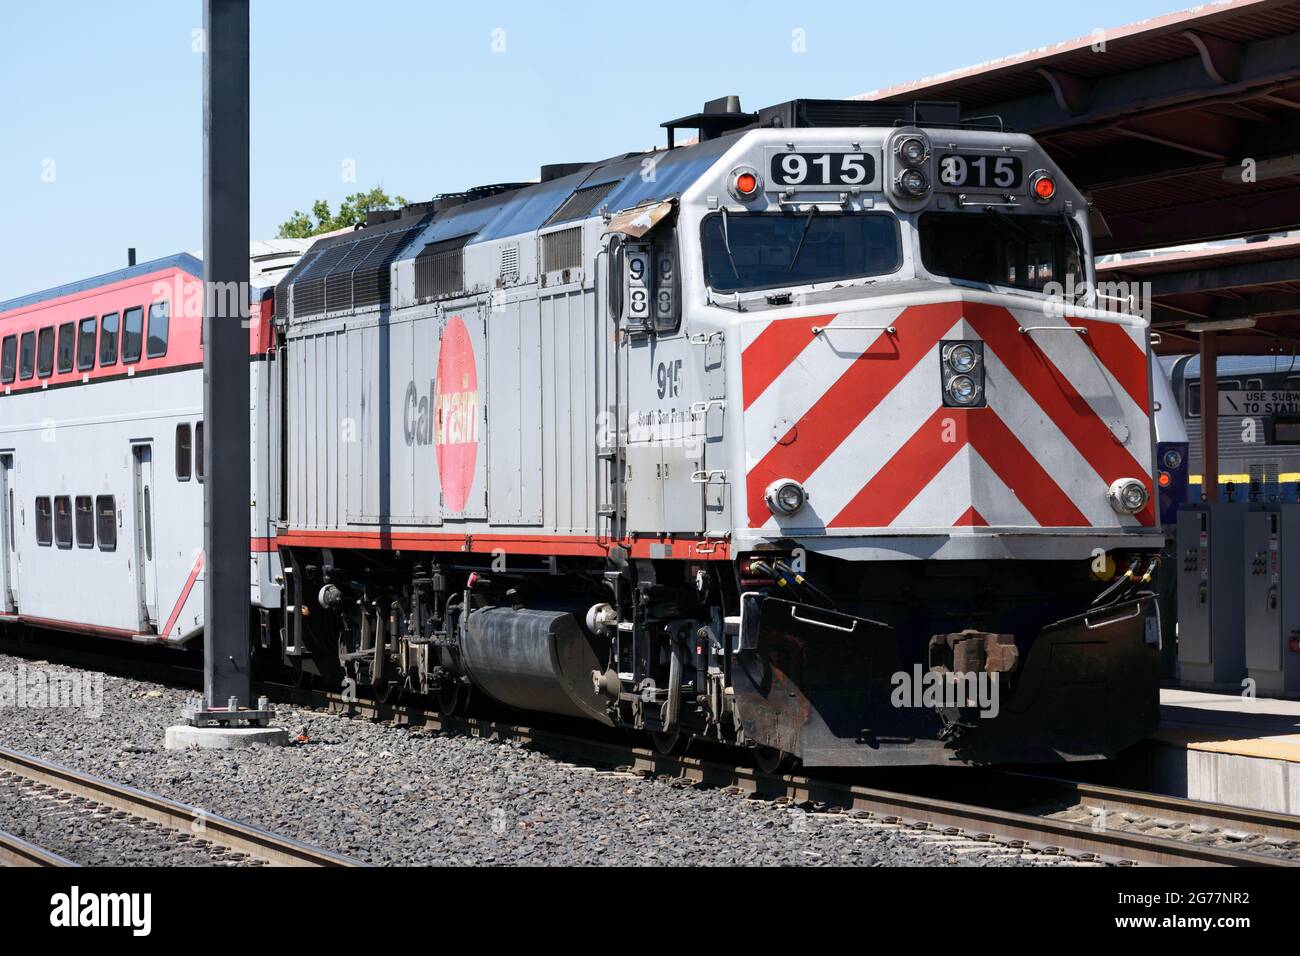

1154,726,1300,763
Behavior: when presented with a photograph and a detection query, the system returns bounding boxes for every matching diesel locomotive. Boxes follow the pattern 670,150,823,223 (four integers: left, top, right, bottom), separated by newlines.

0,97,1163,769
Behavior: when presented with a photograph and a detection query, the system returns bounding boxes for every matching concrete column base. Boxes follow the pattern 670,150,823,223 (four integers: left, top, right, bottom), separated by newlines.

164,725,289,750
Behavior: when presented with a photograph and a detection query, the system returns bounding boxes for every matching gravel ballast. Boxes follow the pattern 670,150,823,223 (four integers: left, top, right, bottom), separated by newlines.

0,651,1085,866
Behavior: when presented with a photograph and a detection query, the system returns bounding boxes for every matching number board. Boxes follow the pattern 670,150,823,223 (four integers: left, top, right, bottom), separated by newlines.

937,153,1023,191
768,150,879,190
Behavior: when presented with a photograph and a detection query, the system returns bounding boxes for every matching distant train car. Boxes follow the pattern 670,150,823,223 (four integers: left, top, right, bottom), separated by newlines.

0,254,288,642
1166,354,1300,501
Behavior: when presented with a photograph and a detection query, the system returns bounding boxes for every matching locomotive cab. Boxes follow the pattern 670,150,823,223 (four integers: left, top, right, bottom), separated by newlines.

602,105,1162,766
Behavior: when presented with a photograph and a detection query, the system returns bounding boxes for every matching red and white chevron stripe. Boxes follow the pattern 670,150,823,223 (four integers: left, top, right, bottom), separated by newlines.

741,300,1155,533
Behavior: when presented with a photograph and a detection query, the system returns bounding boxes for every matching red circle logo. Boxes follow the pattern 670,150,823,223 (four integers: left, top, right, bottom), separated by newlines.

434,315,479,512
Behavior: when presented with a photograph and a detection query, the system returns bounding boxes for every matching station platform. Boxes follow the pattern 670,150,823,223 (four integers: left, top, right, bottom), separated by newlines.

1139,688,1300,815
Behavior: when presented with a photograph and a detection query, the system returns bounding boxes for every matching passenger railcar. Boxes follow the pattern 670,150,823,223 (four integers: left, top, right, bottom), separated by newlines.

0,254,284,643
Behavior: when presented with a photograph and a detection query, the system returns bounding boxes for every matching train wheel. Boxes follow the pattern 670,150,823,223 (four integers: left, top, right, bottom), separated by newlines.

649,730,690,757
437,681,473,716
751,745,796,776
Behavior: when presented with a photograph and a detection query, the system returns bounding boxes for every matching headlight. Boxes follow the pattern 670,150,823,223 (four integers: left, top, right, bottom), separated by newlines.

896,136,929,166
1108,478,1150,515
945,374,980,406
944,343,979,373
764,479,807,516
897,168,930,199
1161,448,1184,470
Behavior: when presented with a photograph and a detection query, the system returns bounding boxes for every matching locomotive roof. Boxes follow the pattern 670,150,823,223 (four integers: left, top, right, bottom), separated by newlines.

278,134,740,293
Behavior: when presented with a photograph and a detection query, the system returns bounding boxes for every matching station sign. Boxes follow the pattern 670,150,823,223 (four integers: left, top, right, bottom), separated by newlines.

1218,390,1300,415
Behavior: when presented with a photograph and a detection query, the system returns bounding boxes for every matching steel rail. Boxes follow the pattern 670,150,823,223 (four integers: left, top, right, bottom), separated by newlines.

0,746,364,867
1002,771,1300,843
0,634,1294,867
0,828,78,867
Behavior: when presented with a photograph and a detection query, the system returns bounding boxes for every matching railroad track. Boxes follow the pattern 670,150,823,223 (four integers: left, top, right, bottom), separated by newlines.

0,828,77,867
0,746,363,867
318,691,1300,867
3,631,1299,867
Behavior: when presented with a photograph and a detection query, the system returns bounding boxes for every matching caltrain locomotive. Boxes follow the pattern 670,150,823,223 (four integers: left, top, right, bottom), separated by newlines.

0,97,1163,769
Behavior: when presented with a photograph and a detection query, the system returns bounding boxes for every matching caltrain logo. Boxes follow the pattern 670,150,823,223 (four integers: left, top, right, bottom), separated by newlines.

433,315,479,512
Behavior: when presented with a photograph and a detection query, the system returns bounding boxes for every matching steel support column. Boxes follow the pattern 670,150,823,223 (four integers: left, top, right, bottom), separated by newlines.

202,0,251,709
1199,331,1219,502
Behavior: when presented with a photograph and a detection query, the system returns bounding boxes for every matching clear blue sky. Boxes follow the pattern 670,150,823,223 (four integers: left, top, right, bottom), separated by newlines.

0,0,1192,301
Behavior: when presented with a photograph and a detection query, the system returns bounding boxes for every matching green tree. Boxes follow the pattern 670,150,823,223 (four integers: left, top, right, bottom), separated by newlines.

277,186,410,238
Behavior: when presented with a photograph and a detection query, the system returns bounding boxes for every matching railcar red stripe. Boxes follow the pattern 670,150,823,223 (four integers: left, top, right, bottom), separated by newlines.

831,406,1089,528
746,303,964,526
160,550,205,641
954,506,987,527
830,406,966,528
966,409,1091,527
1075,317,1151,414
967,304,1155,526
740,314,829,410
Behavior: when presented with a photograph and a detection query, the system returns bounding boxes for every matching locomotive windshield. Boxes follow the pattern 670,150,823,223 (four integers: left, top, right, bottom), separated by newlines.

919,211,1082,294
702,211,901,293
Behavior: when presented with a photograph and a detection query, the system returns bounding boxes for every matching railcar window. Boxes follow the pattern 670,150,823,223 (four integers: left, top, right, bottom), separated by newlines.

0,336,15,384
95,495,116,551
147,301,169,359
918,212,1082,293
100,313,119,366
702,212,901,294
56,322,75,374
19,332,35,380
74,496,94,548
76,317,96,371
35,497,52,546
54,496,72,549
122,306,143,364
176,423,192,481
194,421,204,482
36,327,55,378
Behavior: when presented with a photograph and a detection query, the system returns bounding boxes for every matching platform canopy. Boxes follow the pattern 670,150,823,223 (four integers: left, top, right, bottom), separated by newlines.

1098,236,1300,355
859,0,1300,499
859,0,1300,255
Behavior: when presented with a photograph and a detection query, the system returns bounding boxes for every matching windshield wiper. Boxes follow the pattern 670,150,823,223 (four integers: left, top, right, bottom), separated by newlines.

1060,211,1088,304
788,207,818,272
720,207,740,279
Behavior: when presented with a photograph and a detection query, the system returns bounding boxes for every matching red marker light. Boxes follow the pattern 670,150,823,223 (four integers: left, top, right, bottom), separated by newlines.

736,172,758,195
1158,471,1172,487
1033,175,1056,200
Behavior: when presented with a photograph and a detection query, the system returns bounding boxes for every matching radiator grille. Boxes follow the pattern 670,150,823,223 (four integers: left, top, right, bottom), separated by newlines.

415,234,473,301
352,228,419,310
541,226,582,273
544,181,618,226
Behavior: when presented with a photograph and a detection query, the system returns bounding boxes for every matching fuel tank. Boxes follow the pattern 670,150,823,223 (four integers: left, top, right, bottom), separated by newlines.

460,607,614,726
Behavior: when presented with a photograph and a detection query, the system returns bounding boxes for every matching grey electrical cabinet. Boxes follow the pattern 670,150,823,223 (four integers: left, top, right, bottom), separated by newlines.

1176,503,1246,690
1243,504,1300,698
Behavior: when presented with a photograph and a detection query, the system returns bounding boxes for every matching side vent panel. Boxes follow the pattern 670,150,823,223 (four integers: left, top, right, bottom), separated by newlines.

415,234,474,301
499,244,520,285
541,226,582,274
